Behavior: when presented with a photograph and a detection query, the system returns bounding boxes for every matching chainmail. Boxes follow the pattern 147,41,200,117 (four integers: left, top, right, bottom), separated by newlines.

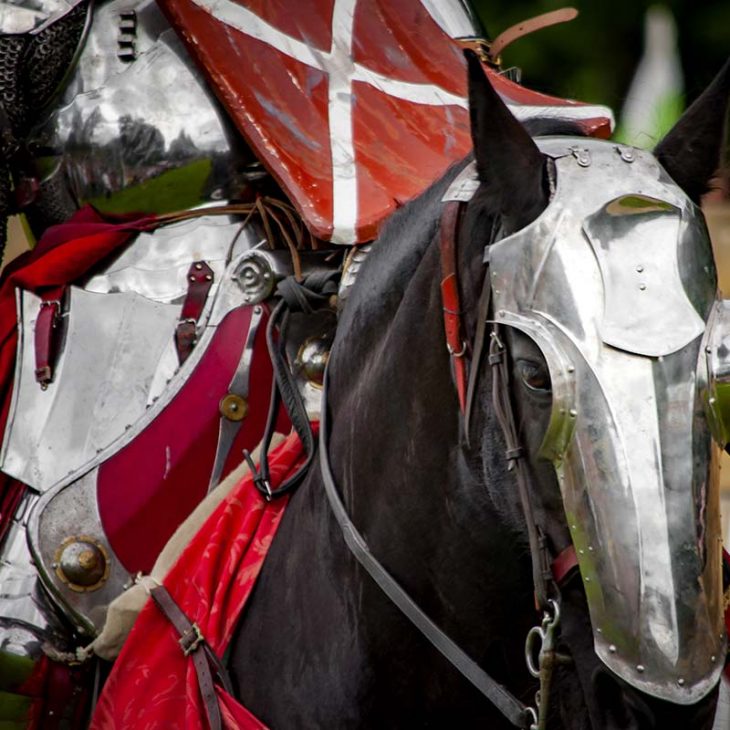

0,1,89,256
24,3,89,113
31,171,79,233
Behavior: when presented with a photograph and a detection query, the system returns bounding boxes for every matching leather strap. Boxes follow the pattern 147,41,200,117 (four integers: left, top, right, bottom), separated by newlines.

463,266,492,445
439,201,468,412
489,328,554,610
208,305,265,492
551,545,579,586
319,370,533,729
150,585,232,730
34,286,65,389
244,272,338,500
489,8,578,60
175,261,214,364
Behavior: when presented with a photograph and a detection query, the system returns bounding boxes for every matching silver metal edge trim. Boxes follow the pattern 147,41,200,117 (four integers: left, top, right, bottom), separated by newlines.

25,469,128,635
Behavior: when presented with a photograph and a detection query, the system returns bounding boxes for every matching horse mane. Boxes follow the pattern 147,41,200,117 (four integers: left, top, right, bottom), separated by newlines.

337,118,588,345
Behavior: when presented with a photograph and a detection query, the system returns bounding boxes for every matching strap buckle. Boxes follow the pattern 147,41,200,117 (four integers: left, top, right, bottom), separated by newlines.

447,340,467,357
179,622,204,656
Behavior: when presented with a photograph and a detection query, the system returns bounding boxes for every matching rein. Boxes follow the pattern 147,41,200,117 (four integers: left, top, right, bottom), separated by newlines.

318,371,536,729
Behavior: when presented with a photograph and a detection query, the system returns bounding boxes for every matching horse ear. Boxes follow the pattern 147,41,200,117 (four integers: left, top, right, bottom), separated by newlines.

466,50,548,231
654,59,730,203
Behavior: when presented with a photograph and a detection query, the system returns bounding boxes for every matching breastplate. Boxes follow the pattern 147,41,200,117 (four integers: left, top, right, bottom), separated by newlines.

31,0,257,219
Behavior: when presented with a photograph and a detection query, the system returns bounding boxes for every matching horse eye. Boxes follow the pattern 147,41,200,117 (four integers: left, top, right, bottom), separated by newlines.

516,360,551,393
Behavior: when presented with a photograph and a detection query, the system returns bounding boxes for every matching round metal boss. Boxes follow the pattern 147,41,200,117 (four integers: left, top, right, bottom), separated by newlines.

296,336,330,387
233,252,275,304
54,536,110,593
220,393,248,421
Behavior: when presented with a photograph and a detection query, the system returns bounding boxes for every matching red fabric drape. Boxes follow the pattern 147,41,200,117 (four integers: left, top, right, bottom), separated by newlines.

0,207,157,540
91,428,315,729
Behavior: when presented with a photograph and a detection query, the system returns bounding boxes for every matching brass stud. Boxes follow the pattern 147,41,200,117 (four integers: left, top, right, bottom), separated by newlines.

54,536,110,592
219,393,248,422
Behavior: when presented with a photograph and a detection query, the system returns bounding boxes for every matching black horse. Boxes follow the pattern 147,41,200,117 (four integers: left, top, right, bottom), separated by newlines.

229,56,730,729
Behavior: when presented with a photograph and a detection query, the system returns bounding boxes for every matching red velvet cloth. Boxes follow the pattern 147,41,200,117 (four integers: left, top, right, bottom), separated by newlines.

90,428,314,729
0,207,157,542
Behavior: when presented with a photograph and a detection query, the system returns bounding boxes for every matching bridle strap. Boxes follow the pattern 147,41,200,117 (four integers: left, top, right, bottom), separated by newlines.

440,200,469,411
552,545,579,586
319,370,534,729
463,265,492,445
489,328,554,610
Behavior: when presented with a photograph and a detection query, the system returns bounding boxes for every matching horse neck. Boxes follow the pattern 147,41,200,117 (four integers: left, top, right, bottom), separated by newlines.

326,233,535,659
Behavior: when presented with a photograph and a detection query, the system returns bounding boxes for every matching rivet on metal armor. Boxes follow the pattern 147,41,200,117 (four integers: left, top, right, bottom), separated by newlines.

219,393,248,422
53,536,109,592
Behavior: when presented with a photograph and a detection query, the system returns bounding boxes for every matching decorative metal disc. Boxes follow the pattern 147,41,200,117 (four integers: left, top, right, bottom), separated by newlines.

296,335,330,387
219,393,248,421
53,535,110,593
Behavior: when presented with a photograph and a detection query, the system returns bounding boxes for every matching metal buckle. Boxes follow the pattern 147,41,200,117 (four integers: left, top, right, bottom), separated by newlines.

524,599,561,730
447,340,467,357
179,622,204,656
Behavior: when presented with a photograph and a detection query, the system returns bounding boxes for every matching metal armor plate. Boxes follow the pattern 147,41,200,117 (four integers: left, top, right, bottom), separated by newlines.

27,303,274,634
32,0,254,216
1,287,179,491
0,0,84,34
485,138,723,703
0,214,255,491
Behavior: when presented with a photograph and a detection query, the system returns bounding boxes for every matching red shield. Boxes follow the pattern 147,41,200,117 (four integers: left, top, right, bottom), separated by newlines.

159,0,612,243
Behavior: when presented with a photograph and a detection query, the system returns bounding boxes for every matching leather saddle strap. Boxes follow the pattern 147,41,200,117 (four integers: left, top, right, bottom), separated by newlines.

175,260,214,364
34,286,65,389
149,585,232,730
439,201,468,412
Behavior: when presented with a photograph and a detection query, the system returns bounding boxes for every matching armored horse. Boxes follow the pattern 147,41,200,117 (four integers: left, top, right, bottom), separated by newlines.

0,0,728,728
91,47,730,729
0,1,621,726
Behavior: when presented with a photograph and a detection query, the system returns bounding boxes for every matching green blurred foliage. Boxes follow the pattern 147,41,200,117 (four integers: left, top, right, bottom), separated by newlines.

471,1,730,114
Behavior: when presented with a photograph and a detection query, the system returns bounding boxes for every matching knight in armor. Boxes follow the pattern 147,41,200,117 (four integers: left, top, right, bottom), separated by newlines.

0,1,345,725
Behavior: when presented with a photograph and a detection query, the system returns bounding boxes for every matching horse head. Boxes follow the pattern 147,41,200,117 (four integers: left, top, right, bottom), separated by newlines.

462,52,730,727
